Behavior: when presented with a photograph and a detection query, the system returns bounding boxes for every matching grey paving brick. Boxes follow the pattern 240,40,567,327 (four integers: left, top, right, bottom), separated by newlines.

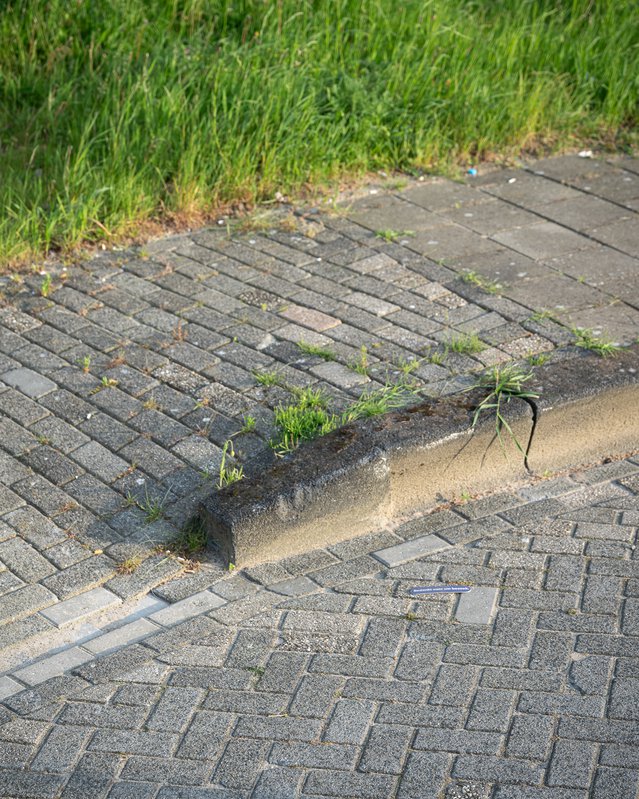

270,741,356,770
373,534,451,567
149,590,226,626
506,713,555,760
304,770,397,799
0,536,57,582
30,725,89,773
89,728,178,755
324,699,376,744
0,772,65,799
39,586,120,627
246,650,304,693
253,767,305,799
83,618,159,655
41,555,117,600
121,755,211,785
146,686,203,732
14,647,93,686
214,738,269,789
480,668,562,692
493,789,583,799
429,664,476,706
0,582,57,625
1,367,57,398
289,673,343,717
310,556,381,587
592,767,639,799
608,677,639,720
582,574,622,615
398,751,450,799
59,752,125,799
171,709,232,764
569,655,611,695
452,754,543,785
466,688,515,732
518,690,605,717
359,723,413,775
415,728,502,756
547,740,597,788
491,608,536,648
311,653,394,678
394,640,444,682
70,442,130,483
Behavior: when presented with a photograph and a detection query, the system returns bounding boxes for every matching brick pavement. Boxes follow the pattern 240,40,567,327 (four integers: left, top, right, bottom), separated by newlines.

0,457,638,797
0,153,638,686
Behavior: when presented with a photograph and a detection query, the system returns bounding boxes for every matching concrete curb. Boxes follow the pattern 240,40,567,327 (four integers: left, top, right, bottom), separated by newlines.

201,346,639,567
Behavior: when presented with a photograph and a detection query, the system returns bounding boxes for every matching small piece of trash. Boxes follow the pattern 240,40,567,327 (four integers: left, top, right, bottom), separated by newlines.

467,167,478,176
410,585,471,596
578,150,593,158
508,178,517,184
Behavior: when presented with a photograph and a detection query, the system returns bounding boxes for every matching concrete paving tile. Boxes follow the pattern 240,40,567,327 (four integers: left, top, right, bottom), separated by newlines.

40,587,121,627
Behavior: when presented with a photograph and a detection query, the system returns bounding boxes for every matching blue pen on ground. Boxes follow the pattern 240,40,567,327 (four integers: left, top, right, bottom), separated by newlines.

409,585,471,596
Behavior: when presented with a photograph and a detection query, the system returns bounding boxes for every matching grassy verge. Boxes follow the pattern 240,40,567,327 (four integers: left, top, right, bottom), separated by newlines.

1,0,638,264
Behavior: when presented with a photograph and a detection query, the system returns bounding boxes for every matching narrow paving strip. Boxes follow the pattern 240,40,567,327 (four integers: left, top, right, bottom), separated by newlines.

0,457,638,798
0,153,638,670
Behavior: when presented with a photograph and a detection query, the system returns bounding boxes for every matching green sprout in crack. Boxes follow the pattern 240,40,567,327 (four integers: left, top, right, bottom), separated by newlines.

460,270,502,295
349,345,369,376
297,340,336,361
447,333,486,355
423,347,446,366
138,486,173,523
239,414,257,434
468,364,539,458
571,327,621,358
527,352,551,367
218,440,244,488
270,387,338,455
40,272,52,297
342,381,421,424
375,229,415,242
395,356,422,376
169,515,207,556
254,369,280,387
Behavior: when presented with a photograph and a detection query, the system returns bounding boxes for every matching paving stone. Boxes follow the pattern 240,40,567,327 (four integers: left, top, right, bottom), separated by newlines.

1,367,57,398
455,587,499,625
0,485,25,512
70,442,130,483
466,688,515,732
547,740,597,788
304,770,397,799
0,536,57,582
84,618,159,654
88,729,179,755
0,772,65,799
14,647,93,686
323,699,375,744
41,556,117,600
149,590,226,626
592,767,639,799
373,534,451,567
453,754,543,785
429,664,476,706
42,588,121,627
398,751,451,799
0,583,58,625
0,675,24,700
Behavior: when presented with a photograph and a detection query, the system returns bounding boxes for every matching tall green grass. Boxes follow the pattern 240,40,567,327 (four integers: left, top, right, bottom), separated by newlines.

1,0,637,263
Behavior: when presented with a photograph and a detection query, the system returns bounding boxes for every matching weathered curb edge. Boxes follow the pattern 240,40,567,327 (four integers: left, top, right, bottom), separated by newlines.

201,346,639,567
